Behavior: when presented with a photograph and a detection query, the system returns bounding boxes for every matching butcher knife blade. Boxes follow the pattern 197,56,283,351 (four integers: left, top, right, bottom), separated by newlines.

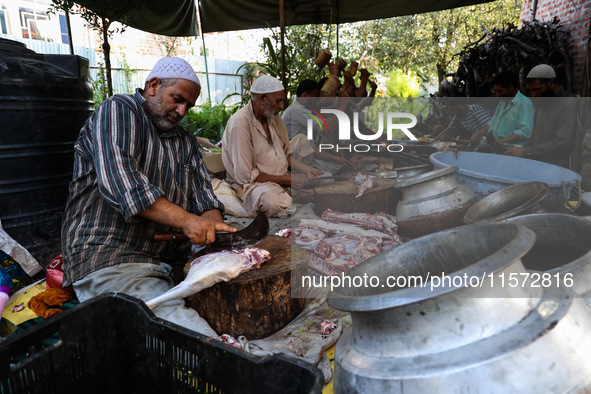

153,212,269,251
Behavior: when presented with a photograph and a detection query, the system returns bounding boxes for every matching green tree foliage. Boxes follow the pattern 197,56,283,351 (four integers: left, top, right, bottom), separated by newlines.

386,68,421,97
256,24,355,101
91,61,108,107
342,0,521,83
49,0,143,97
180,103,240,145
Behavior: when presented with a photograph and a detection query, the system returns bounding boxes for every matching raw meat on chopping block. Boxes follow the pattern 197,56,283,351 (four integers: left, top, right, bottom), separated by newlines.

145,248,271,309
352,172,377,198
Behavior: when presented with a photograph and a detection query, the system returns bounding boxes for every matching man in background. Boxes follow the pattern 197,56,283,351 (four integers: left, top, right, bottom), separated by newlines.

505,64,577,169
285,79,357,175
222,75,318,217
470,71,534,150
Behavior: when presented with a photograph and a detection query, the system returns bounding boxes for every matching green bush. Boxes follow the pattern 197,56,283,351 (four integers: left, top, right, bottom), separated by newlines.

180,102,240,145
386,68,421,98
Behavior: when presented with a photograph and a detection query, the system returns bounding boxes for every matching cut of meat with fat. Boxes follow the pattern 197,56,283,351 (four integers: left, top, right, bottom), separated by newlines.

321,209,399,235
292,227,328,251
145,247,271,309
310,234,382,275
297,219,391,239
294,209,405,276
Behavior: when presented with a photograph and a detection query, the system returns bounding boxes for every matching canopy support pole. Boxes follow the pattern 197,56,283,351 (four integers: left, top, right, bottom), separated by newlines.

197,1,212,103
279,0,287,91
336,0,340,59
65,8,74,55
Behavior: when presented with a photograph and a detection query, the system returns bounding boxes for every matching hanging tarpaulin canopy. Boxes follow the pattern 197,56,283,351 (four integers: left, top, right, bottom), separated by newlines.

75,0,495,36
74,0,199,36
198,0,495,33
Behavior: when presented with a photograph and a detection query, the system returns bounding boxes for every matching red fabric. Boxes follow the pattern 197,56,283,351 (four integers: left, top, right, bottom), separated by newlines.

45,253,74,294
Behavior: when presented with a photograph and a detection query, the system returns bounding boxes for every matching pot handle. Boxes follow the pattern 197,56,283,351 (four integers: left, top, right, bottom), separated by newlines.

563,180,582,210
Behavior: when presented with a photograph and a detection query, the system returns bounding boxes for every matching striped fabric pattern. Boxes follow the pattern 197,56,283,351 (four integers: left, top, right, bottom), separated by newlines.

61,90,223,286
449,104,492,135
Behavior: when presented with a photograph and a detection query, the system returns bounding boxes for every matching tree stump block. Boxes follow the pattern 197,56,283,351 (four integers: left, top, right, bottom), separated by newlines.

184,235,309,339
313,178,399,216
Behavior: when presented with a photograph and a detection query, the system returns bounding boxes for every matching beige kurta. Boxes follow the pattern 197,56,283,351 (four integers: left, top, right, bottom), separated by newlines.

221,100,291,216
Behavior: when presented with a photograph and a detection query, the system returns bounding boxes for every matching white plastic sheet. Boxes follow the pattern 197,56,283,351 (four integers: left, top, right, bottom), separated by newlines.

0,219,42,276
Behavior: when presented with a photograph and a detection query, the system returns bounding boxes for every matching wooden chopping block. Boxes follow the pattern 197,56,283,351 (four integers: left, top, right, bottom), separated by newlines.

184,235,309,340
313,178,399,216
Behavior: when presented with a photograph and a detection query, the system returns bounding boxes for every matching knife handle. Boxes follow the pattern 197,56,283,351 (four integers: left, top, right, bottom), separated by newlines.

153,231,188,242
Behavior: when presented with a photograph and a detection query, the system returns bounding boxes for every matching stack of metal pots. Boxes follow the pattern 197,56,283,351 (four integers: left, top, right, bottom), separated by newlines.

327,222,591,393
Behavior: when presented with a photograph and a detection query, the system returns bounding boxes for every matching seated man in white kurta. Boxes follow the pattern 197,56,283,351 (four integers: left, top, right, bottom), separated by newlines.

221,75,316,217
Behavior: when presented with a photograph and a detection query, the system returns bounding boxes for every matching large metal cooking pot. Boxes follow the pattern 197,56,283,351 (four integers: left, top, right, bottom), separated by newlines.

327,222,591,393
463,181,549,224
395,166,477,237
506,213,591,299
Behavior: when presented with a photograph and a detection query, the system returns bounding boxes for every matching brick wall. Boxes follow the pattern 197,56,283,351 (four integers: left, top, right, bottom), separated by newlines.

520,0,591,94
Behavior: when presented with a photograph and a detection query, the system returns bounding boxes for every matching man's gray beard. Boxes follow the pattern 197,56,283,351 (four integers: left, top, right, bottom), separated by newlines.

263,105,277,120
144,98,176,130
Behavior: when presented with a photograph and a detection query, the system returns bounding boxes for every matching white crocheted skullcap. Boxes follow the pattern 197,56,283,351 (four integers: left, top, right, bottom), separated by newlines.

145,57,201,86
250,75,284,94
527,64,556,79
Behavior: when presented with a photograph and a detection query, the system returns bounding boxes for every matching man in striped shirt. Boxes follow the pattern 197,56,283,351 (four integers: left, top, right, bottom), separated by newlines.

61,57,235,336
436,102,492,141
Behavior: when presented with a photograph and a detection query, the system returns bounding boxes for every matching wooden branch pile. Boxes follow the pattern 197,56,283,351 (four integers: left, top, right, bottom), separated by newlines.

438,18,573,97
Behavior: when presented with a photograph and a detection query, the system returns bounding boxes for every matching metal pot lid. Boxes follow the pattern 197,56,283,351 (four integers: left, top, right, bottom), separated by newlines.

326,222,536,312
394,165,459,189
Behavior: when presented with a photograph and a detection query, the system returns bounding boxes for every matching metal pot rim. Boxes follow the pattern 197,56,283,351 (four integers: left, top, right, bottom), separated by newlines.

394,164,433,172
394,166,459,188
463,181,550,224
326,222,536,312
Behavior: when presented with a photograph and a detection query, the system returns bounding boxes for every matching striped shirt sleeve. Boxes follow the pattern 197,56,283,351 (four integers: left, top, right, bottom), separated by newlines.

92,97,164,221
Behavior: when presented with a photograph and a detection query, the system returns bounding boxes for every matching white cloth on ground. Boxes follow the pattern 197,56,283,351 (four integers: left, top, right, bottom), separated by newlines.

244,296,351,384
72,263,217,337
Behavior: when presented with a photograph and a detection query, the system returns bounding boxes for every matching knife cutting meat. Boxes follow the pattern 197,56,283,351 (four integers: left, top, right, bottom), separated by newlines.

146,212,271,308
153,211,270,251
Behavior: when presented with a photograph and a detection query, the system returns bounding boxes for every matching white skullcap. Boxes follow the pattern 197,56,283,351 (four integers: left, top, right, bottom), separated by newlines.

145,57,201,86
527,64,556,79
250,75,284,94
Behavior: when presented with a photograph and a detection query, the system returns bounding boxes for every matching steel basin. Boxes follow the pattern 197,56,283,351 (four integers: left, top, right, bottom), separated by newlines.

463,181,549,224
506,213,591,298
327,222,591,393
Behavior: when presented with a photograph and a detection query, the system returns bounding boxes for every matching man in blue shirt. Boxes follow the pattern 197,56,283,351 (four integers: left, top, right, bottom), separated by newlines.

470,72,534,149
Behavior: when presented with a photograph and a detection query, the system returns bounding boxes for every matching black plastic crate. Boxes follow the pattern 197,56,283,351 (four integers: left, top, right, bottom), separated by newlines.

0,293,324,393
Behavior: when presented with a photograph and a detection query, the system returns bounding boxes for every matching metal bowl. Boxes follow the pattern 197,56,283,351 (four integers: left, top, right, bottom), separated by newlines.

463,181,549,224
